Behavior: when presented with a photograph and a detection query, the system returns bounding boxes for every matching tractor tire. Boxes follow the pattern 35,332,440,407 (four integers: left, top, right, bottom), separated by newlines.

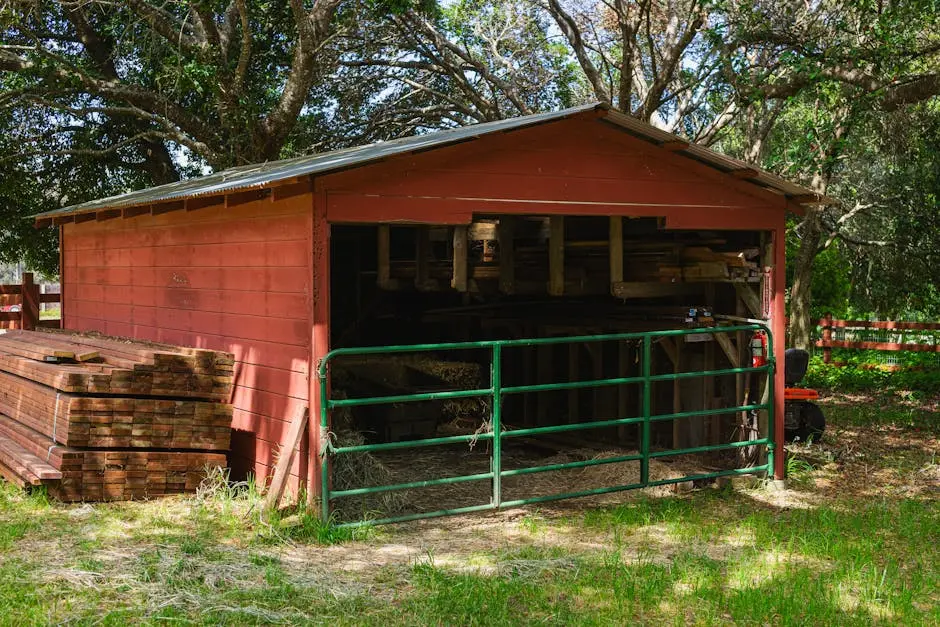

797,401,826,443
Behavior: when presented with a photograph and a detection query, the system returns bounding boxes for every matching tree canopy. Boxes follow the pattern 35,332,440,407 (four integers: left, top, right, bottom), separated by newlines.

1,0,938,334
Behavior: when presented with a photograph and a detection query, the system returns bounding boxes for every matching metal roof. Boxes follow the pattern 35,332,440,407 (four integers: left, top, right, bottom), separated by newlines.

34,102,833,224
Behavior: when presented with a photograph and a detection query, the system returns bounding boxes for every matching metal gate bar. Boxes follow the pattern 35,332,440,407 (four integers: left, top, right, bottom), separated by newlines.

319,324,774,527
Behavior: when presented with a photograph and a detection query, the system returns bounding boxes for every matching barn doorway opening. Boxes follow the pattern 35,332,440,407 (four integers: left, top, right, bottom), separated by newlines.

324,216,773,524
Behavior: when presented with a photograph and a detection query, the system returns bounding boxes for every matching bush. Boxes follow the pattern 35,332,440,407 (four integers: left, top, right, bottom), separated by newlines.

803,353,940,395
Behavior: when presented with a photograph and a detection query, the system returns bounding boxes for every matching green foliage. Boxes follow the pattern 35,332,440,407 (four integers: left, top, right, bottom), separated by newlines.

804,353,940,397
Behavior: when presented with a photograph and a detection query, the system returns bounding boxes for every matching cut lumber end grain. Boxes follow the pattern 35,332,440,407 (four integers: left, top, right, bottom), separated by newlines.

0,330,235,502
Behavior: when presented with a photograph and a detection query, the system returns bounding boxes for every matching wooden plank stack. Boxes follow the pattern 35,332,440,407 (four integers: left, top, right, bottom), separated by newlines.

0,329,233,501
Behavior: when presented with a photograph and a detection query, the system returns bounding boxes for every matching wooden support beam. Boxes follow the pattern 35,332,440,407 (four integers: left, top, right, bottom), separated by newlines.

548,217,565,296
52,215,75,226
73,213,97,224
659,337,678,366
452,225,468,292
20,273,39,332
263,406,309,512
377,225,392,290
714,333,740,368
609,216,623,289
497,216,515,294
734,283,762,318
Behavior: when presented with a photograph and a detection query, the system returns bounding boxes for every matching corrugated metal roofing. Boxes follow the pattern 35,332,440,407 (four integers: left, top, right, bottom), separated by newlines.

34,102,833,223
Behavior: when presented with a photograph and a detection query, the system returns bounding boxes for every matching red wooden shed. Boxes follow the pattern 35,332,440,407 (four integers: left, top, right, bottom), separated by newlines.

35,103,831,512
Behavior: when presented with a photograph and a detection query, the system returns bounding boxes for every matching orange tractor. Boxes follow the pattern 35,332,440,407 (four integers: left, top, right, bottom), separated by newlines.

782,347,826,442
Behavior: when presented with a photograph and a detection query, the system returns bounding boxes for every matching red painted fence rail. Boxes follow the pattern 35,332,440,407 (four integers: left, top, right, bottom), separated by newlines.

816,312,940,363
0,273,61,331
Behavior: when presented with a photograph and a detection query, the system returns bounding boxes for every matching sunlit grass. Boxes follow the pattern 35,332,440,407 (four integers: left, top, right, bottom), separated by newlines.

0,398,936,625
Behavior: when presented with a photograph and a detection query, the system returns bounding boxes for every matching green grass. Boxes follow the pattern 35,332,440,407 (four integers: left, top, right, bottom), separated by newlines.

0,397,937,625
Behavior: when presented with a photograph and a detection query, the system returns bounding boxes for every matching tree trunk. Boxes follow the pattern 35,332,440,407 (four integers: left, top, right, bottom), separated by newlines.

789,208,823,350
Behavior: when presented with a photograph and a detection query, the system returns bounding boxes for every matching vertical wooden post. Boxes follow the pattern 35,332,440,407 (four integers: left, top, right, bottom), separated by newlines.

609,216,623,291
452,225,468,292
568,343,579,424
377,225,391,289
548,217,565,296
822,312,833,364
20,272,39,331
772,227,787,481
58,225,66,328
308,188,330,509
497,216,515,294
415,226,431,290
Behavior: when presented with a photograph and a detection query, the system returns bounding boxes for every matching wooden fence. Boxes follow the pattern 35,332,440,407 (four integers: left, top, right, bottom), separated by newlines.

0,273,61,331
816,313,940,364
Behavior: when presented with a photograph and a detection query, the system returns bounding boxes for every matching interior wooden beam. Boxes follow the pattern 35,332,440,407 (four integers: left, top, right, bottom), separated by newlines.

452,225,468,292
734,283,762,318
714,333,740,368
609,216,624,290
377,225,392,290
548,217,565,296
497,216,515,294
659,337,678,366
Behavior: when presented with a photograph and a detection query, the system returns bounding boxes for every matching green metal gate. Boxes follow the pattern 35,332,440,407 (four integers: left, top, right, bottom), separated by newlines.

319,324,774,527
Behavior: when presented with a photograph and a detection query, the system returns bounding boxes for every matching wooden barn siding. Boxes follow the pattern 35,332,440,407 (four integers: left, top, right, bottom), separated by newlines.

62,191,312,485
321,116,785,228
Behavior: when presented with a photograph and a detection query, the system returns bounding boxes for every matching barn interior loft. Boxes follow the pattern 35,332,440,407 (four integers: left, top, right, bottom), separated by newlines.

32,102,833,520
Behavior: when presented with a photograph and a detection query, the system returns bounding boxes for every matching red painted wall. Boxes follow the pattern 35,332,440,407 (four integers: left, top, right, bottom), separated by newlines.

61,188,312,484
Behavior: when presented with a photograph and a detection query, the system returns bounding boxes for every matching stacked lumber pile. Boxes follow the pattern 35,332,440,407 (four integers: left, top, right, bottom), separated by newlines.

0,330,233,501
